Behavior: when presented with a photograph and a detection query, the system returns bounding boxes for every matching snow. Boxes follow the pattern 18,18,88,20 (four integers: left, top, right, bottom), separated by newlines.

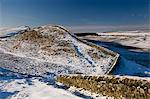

0,26,29,36
97,32,149,36
96,31,150,50
89,40,150,77
0,26,149,99
0,68,112,99
11,80,81,99
68,86,114,99
112,57,150,76
81,29,150,76
0,25,119,98
0,78,82,99
0,25,118,76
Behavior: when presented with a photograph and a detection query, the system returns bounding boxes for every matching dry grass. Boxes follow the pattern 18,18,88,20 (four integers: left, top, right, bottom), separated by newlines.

17,30,43,41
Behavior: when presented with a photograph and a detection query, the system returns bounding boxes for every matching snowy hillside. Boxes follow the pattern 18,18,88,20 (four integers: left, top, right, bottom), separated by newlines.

0,25,149,99
0,25,118,76
0,78,81,99
0,68,112,99
0,26,30,37
76,30,150,76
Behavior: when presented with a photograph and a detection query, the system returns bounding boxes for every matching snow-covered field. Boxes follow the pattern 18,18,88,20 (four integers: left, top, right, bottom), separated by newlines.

0,25,118,99
80,30,150,51
77,30,150,76
0,26,30,37
0,67,112,99
97,31,150,51
0,26,149,99
0,79,81,99
0,25,118,76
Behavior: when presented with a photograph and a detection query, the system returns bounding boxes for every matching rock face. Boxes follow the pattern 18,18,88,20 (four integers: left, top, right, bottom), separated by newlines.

0,25,119,76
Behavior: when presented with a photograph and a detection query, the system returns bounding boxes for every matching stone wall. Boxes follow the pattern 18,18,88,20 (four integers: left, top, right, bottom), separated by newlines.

57,75,150,99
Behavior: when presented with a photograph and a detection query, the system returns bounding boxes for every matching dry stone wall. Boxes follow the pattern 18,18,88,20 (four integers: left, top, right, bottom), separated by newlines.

57,75,150,99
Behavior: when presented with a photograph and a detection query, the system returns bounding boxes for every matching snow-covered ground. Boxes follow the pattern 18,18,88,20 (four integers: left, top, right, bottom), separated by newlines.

0,25,118,99
0,26,149,99
0,25,118,76
77,30,150,76
0,68,112,99
88,40,150,77
96,31,150,50
0,79,81,99
80,30,150,51
0,26,30,37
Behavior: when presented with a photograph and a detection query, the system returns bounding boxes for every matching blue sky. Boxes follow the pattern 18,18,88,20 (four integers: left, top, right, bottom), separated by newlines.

0,0,149,32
